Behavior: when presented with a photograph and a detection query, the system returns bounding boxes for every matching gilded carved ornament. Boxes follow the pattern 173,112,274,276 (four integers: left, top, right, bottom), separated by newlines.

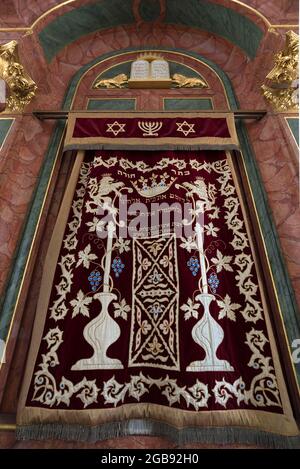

262,31,299,112
94,74,128,89
172,74,207,88
93,72,208,89
93,54,208,89
0,40,37,112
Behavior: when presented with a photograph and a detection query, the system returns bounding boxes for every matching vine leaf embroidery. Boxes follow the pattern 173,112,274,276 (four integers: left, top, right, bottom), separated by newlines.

180,298,200,320
217,294,240,321
70,290,93,318
76,244,98,269
211,249,233,273
114,238,131,253
204,222,220,237
86,217,104,233
179,236,197,253
113,298,130,320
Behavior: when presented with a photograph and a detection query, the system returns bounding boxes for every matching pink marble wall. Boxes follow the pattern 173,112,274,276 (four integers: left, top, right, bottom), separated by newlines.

247,114,300,298
0,116,55,294
0,0,92,28
0,0,298,449
0,0,296,29
244,0,298,24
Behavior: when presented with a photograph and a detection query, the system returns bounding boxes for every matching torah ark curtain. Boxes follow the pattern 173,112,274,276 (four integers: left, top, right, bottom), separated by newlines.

17,114,299,446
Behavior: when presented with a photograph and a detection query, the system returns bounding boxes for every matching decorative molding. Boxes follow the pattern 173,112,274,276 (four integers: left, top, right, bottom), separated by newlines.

163,97,213,111
262,31,299,112
0,40,37,112
87,98,136,111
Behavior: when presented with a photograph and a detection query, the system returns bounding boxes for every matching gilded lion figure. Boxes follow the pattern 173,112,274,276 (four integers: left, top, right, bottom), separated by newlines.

94,74,129,89
172,73,207,88
93,71,208,89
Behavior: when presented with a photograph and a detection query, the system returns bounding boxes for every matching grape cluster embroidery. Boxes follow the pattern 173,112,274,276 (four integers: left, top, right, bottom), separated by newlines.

88,270,102,291
208,272,220,294
112,257,125,278
187,256,200,276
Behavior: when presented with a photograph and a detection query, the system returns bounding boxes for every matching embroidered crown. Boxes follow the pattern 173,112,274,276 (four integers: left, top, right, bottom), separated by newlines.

132,173,175,198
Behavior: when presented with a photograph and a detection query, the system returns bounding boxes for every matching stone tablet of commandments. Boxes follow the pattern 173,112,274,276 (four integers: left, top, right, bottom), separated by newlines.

130,59,150,79
128,55,172,88
150,59,170,79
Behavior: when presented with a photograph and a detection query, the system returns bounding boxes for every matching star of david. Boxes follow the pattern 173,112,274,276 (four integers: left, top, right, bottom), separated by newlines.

176,121,195,137
106,121,126,136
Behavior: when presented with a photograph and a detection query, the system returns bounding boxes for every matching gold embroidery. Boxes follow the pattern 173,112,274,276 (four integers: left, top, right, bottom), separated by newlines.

102,373,210,409
137,121,163,136
106,121,126,136
132,173,176,198
176,121,196,136
129,234,180,370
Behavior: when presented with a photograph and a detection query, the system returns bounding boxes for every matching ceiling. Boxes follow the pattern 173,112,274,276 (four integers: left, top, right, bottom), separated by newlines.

0,0,298,29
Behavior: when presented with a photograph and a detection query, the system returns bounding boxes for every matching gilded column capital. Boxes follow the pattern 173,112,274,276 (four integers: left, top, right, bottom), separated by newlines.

262,31,299,112
0,40,37,112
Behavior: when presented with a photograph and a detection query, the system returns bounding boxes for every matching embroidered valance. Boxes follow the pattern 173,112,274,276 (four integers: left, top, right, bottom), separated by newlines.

64,112,239,151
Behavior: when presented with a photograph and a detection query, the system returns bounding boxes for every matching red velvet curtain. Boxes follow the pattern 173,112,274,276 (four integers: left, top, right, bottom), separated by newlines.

24,150,283,415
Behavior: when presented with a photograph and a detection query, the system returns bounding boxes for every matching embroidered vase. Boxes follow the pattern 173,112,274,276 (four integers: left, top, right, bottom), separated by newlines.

71,291,123,370
186,293,234,372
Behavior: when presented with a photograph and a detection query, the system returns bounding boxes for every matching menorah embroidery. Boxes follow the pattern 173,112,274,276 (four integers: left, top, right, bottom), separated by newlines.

138,121,163,137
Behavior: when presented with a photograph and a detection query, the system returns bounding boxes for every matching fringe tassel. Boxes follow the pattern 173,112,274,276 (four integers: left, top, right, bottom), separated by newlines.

16,420,300,448
63,144,240,152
